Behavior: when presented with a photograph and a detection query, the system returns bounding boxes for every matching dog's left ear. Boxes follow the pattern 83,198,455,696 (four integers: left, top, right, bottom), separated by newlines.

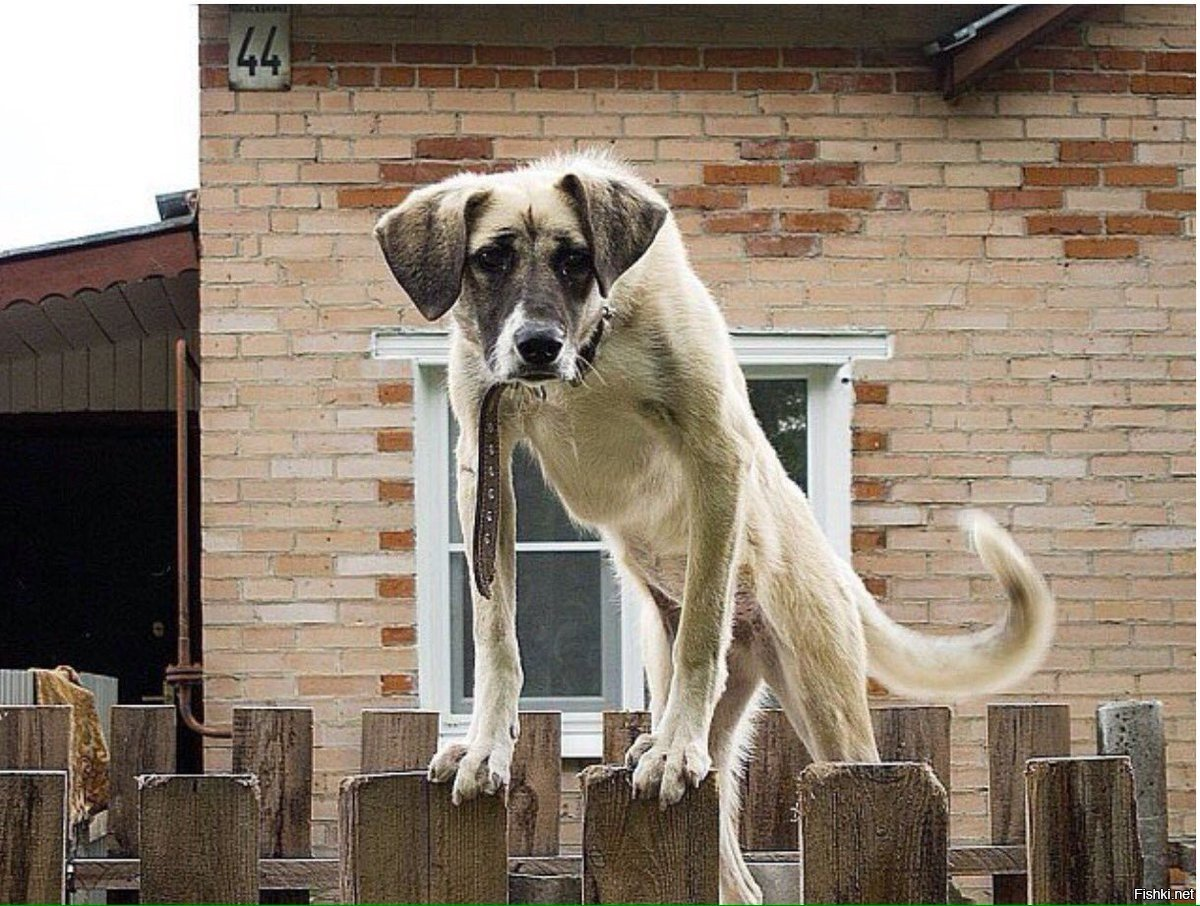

558,172,668,297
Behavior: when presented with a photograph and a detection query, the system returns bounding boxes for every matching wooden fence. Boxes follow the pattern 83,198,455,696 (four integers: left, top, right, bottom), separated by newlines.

0,699,1175,904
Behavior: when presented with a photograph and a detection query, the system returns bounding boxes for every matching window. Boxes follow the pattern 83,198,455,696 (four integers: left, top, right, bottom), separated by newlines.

375,329,890,755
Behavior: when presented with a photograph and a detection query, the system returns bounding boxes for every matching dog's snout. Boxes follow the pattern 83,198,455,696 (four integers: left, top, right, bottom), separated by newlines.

514,323,564,368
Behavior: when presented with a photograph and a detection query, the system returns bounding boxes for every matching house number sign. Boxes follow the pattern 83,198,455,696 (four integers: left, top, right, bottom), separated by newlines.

229,6,291,91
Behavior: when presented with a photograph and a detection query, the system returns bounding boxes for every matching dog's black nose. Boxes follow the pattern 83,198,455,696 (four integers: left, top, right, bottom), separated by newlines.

515,324,564,368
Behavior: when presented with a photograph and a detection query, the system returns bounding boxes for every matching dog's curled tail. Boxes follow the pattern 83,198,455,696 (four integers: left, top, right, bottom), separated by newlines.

859,510,1056,701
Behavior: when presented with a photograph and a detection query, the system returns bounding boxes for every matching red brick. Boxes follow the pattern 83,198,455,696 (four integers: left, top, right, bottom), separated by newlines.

977,71,1052,92
312,42,393,63
293,66,333,88
380,161,475,183
1096,49,1144,70
829,188,906,210
852,529,886,552
1059,141,1134,163
745,235,818,258
1016,48,1095,69
739,139,816,160
1103,166,1178,187
989,189,1063,210
337,66,376,87
1064,238,1139,259
378,382,413,404
1131,74,1196,95
1106,214,1181,236
554,45,631,65
379,481,415,503
668,186,744,209
633,46,699,67
381,674,416,695
458,67,498,88
1042,24,1084,47
703,163,780,186
782,47,857,67
379,66,416,87
1026,214,1102,235
784,162,860,187
393,44,472,64
578,68,616,89
853,430,888,452
199,41,229,65
703,212,773,233
735,71,814,91
379,576,416,598
818,71,893,93
1146,191,1195,212
538,69,576,89
338,186,411,209
703,47,780,68
377,430,413,452
380,530,415,551
475,45,552,66
200,68,226,90
1022,166,1098,187
498,69,536,88
617,69,656,90
381,626,417,647
855,382,889,404
417,67,456,87
853,478,888,501
1054,72,1130,93
1146,51,1197,72
861,48,925,68
895,70,938,92
657,70,734,91
781,211,859,233
415,136,493,160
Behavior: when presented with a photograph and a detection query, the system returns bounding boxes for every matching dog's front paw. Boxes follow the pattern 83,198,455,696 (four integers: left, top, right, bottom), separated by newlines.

625,732,711,807
428,737,512,804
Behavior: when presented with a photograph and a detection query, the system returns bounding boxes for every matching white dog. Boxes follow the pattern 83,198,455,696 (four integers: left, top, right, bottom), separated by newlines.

375,150,1055,904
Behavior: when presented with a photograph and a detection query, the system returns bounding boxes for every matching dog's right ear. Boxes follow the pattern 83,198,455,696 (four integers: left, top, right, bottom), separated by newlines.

374,186,490,321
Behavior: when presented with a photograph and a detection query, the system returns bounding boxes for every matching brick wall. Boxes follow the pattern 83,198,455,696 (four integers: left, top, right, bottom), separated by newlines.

198,4,1195,856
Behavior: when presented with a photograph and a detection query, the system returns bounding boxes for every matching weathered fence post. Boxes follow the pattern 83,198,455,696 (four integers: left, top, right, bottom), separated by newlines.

233,707,313,903
581,765,719,904
739,708,811,851
0,705,71,770
360,708,439,772
1026,755,1141,904
0,770,67,904
1097,699,1169,890
108,705,177,858
601,710,651,764
798,762,948,905
872,705,952,793
339,771,508,904
139,774,260,904
508,711,561,857
987,702,1071,904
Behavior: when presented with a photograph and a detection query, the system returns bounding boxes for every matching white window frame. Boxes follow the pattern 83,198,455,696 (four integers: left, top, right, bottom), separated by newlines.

373,328,891,756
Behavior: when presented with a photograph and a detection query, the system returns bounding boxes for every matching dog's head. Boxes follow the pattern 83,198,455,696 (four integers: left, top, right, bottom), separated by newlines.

375,153,668,384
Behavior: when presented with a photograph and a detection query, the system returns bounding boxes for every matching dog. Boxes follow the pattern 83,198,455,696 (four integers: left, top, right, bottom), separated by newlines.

374,150,1055,904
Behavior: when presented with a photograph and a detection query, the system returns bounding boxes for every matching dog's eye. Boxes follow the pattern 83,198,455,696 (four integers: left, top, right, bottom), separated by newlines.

560,250,592,279
475,246,511,273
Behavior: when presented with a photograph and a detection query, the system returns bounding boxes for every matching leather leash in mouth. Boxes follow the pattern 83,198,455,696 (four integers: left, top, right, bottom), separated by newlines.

471,306,613,599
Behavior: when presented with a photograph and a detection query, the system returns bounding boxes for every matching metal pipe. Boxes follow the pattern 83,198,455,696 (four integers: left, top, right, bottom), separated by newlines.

923,4,1021,56
168,337,231,739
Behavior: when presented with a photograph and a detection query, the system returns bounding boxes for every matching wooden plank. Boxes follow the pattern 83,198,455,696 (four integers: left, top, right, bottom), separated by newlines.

0,705,71,770
360,709,439,772
988,702,1070,904
10,357,36,412
61,348,89,412
949,844,1026,876
88,343,115,410
0,362,10,413
232,707,313,858
139,774,260,904
107,705,176,857
428,775,509,903
1026,756,1141,904
140,333,169,411
581,765,719,904
508,711,561,857
601,710,651,765
798,762,948,905
872,705,952,794
0,771,67,904
113,338,141,411
739,708,811,851
1097,700,1169,889
339,773,430,904
36,354,62,412
510,871,582,904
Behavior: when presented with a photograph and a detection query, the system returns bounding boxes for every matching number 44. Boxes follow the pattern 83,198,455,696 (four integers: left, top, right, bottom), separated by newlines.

237,25,282,77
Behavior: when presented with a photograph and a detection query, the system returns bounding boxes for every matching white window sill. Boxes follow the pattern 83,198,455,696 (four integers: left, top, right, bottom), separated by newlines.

439,711,606,759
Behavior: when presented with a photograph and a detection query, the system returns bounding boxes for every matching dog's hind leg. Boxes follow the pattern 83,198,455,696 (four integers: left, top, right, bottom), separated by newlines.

710,646,763,905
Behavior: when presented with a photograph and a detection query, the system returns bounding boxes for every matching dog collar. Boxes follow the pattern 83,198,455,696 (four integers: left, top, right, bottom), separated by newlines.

471,306,614,598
